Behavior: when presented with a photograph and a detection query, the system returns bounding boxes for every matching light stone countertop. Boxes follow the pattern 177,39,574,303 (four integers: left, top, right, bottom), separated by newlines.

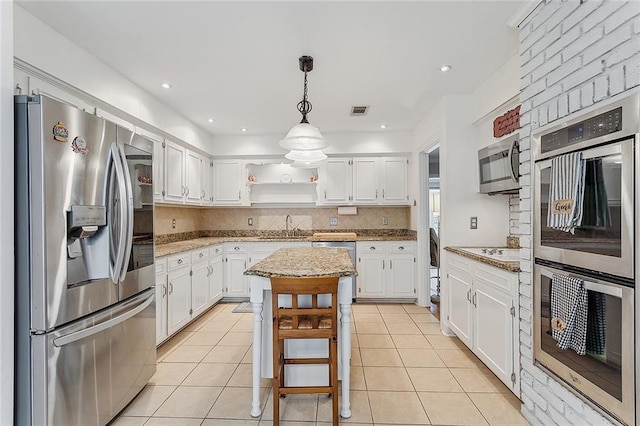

155,234,416,257
244,247,358,278
444,246,521,272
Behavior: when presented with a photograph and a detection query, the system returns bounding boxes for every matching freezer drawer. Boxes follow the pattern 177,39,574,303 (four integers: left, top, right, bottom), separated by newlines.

28,290,156,426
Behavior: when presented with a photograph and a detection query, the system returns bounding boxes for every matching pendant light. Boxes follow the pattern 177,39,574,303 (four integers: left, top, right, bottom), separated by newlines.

280,56,327,157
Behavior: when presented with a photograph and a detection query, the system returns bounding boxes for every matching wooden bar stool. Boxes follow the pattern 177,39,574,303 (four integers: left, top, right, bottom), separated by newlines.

270,276,339,426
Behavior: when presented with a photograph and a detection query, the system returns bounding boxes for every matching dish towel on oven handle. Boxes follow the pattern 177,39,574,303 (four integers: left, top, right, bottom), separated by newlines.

547,152,585,234
551,273,588,355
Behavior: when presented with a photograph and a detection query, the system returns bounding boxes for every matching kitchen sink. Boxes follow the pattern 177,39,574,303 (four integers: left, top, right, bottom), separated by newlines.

462,247,521,262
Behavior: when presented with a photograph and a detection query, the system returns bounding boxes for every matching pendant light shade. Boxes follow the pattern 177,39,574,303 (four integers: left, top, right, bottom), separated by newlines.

282,55,327,158
280,123,326,151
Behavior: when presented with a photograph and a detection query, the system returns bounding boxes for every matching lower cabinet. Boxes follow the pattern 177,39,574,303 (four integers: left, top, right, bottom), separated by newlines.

356,241,416,299
446,252,519,394
190,248,210,318
155,258,168,345
208,245,224,304
224,244,249,298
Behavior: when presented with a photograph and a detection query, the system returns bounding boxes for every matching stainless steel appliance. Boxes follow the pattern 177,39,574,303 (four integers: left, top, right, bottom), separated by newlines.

532,95,638,425
311,240,357,301
15,95,157,425
477,134,520,194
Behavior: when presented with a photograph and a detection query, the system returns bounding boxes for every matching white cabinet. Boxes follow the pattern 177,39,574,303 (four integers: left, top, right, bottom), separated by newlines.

164,140,186,203
155,258,168,345
166,252,192,336
246,162,318,204
203,159,213,204
213,160,246,205
224,244,249,298
353,158,379,204
446,252,519,393
318,158,353,204
185,150,203,205
380,157,408,204
150,138,165,202
208,245,224,304
190,248,210,317
356,241,416,299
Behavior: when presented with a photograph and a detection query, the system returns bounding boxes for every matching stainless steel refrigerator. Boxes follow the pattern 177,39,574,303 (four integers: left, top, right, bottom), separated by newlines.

15,94,157,425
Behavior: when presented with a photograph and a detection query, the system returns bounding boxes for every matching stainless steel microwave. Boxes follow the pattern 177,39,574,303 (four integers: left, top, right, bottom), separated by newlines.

478,135,520,194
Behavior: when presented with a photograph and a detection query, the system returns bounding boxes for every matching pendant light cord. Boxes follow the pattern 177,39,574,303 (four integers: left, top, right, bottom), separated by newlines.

297,70,312,124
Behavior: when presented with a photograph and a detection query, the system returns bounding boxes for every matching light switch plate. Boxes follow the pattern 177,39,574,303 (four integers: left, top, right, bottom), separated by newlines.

248,218,253,226
330,217,338,226
382,216,388,225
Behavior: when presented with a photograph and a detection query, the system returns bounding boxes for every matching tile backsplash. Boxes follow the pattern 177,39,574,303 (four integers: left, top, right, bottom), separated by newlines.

155,206,410,236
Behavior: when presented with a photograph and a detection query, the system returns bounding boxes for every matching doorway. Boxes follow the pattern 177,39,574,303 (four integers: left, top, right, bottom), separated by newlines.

426,147,440,316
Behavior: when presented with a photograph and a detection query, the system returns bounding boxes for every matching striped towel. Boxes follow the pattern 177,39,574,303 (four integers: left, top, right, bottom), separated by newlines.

547,152,585,234
551,273,588,355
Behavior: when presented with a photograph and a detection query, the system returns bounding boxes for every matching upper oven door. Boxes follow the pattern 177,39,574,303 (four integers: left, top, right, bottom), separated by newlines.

478,136,519,194
534,138,634,279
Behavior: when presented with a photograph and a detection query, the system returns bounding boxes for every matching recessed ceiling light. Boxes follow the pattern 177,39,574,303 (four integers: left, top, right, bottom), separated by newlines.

440,65,452,72
241,128,248,132
380,124,388,129
207,118,214,123
161,82,172,89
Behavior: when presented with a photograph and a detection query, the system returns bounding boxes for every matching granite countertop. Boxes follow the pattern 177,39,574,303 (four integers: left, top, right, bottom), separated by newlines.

444,246,521,272
244,247,358,278
156,232,417,257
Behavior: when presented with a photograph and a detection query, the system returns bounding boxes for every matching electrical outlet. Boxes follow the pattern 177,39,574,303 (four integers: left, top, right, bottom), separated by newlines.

330,217,338,226
382,216,388,225
248,217,253,226
470,216,478,229
172,218,176,229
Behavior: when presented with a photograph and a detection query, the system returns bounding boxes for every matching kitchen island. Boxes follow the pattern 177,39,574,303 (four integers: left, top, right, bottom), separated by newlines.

244,247,357,418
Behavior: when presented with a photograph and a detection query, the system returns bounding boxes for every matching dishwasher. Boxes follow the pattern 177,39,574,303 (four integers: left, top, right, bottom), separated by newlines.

311,239,357,302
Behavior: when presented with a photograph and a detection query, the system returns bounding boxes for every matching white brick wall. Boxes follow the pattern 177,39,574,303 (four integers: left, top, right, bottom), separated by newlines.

518,1,640,425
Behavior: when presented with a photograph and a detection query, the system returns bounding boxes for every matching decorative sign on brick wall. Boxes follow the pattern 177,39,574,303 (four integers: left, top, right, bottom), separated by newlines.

493,105,521,138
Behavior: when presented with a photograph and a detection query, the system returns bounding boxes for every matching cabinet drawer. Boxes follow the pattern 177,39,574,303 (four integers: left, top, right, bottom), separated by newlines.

226,243,248,254
155,258,167,275
209,244,223,257
191,248,209,263
475,263,516,294
388,242,415,254
167,253,191,271
357,243,385,253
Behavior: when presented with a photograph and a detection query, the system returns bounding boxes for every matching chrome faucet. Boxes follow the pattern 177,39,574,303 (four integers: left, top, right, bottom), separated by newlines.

285,214,292,237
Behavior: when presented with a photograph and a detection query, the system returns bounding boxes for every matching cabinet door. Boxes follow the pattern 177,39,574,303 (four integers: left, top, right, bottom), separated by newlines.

167,265,192,335
447,259,474,348
225,253,248,297
357,253,385,298
473,279,514,387
381,157,408,204
209,255,224,304
202,158,212,205
185,150,203,204
155,271,168,345
164,140,186,203
214,160,244,204
320,158,352,204
153,140,165,201
387,254,415,298
353,158,379,204
191,260,209,317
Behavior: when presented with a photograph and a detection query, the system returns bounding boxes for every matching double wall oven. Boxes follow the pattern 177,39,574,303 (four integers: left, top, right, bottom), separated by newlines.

532,94,638,425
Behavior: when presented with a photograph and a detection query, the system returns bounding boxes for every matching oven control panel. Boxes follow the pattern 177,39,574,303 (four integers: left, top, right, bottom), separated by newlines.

541,106,622,153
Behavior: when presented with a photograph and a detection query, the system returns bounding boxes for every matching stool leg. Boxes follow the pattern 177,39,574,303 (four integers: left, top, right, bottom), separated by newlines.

273,331,280,425
330,337,339,425
279,339,285,389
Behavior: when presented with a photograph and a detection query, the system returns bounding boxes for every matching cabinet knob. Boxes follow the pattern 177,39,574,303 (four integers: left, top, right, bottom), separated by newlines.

399,246,404,250
199,253,204,258
177,259,183,264
234,246,240,250
370,246,375,250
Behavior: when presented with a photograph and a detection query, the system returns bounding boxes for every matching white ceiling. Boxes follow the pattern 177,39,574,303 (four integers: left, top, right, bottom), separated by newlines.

18,1,525,137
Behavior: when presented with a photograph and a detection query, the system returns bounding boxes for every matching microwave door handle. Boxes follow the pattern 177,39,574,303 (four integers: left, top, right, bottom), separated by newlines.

508,140,518,182
109,143,127,283
117,144,134,282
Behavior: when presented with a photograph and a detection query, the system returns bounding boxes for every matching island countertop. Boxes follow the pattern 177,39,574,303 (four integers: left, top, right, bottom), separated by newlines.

244,247,358,278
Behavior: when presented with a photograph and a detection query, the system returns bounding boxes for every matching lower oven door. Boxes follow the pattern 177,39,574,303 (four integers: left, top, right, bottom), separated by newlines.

533,262,634,425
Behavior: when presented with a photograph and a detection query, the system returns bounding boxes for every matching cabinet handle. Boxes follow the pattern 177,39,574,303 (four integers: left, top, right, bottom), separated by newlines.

382,260,385,270
169,282,174,294
177,259,183,264
398,246,404,250
375,189,378,199
235,246,240,251
162,284,167,297
244,261,247,268
186,187,190,196
238,190,241,199
199,253,204,258
472,292,477,307
389,260,392,269
370,246,375,250
202,189,205,199
249,257,252,263
466,289,471,302
382,189,385,198
324,189,327,199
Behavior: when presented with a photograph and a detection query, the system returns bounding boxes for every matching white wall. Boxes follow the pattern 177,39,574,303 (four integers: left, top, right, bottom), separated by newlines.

13,5,213,153
210,130,413,157
1,2,14,424
471,55,520,124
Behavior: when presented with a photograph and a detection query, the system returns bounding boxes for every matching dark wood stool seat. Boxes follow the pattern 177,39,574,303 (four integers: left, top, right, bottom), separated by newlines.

270,276,339,425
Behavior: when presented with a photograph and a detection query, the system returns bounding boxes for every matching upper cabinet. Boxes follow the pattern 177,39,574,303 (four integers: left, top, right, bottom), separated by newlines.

185,150,203,205
163,139,186,203
318,156,409,206
213,159,247,205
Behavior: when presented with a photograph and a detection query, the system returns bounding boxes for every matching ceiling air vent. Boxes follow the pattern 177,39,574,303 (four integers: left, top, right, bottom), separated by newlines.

350,105,369,116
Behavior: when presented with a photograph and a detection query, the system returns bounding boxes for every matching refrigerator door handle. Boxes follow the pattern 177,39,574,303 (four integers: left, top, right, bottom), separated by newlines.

109,143,128,283
117,144,134,282
53,292,154,347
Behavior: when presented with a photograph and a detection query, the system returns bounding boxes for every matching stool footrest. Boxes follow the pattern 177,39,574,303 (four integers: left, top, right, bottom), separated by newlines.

279,386,334,395
284,358,330,365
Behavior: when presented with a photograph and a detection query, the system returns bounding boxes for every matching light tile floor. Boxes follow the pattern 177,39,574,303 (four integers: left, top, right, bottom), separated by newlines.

112,302,528,425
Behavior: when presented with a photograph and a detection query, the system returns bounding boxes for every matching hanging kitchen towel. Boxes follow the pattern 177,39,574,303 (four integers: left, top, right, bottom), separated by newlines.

586,291,606,355
581,159,611,228
550,273,588,355
547,152,585,233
